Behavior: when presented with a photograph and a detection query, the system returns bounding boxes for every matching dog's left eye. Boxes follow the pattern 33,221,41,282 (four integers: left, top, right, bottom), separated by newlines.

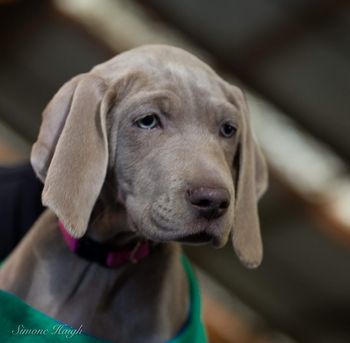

135,114,160,129
220,122,236,138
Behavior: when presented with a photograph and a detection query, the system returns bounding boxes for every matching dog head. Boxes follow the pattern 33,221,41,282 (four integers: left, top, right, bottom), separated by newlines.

31,45,268,268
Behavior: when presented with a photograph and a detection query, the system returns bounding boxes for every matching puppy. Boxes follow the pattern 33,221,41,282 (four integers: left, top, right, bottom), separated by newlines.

0,45,267,343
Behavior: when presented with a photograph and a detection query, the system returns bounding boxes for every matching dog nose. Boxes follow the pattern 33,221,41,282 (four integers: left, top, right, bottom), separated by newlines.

187,187,230,220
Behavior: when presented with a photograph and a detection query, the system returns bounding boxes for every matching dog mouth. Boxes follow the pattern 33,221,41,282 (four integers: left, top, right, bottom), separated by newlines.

133,216,220,246
175,232,213,245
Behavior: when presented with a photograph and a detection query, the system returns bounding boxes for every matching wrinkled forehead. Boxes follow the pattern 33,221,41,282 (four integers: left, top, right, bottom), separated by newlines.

93,46,237,118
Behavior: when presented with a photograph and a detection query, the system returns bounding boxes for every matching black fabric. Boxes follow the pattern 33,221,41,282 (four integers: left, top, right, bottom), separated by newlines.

0,163,44,260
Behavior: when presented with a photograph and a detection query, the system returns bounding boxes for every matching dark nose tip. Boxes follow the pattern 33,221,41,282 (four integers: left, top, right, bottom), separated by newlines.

187,187,230,220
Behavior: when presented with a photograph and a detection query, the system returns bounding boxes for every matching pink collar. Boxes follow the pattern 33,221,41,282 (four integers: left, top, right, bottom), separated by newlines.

58,221,151,268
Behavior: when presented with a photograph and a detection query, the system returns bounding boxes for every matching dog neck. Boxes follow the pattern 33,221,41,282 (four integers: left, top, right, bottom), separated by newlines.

60,181,154,267
87,205,137,245
59,220,152,268
85,178,144,246
87,189,143,245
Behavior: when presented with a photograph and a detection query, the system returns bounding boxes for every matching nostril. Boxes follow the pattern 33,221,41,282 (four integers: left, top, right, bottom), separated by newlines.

186,186,230,219
220,200,230,210
193,198,212,208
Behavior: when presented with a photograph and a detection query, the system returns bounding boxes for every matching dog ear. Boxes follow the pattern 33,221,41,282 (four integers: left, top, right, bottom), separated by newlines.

231,87,268,268
31,74,110,238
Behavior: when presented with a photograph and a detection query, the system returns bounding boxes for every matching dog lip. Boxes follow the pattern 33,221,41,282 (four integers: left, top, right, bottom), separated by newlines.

175,232,212,244
211,235,225,248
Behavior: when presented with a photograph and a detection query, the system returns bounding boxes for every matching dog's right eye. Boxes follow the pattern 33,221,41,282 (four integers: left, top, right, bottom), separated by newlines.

135,114,160,129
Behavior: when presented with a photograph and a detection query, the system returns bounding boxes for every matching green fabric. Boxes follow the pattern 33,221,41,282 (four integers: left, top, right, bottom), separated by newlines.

0,256,208,343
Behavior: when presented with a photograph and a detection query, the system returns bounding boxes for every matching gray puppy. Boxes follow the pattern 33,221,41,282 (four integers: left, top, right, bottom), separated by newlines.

0,45,268,343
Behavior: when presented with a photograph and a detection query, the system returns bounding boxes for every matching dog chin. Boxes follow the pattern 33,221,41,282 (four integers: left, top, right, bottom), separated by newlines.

133,217,229,248
174,232,212,245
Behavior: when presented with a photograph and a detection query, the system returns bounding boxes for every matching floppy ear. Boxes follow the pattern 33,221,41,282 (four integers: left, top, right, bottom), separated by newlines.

31,74,110,238
231,87,268,268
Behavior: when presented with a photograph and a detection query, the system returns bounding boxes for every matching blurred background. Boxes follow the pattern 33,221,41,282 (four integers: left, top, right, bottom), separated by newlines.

0,0,350,342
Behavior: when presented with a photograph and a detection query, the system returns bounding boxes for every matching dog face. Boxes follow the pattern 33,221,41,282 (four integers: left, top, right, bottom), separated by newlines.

111,67,237,248
31,45,268,268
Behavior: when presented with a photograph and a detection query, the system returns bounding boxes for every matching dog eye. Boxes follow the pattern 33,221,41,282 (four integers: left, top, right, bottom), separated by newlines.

135,114,160,129
220,122,236,138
